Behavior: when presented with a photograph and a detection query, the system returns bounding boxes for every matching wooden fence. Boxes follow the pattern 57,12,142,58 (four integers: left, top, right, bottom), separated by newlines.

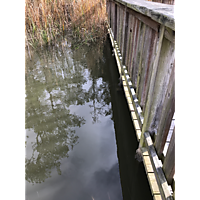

106,0,175,199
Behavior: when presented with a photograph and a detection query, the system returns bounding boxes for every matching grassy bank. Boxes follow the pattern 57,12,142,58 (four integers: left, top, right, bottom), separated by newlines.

25,0,108,49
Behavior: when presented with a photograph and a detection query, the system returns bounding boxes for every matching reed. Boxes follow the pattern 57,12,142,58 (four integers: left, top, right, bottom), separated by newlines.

25,0,108,48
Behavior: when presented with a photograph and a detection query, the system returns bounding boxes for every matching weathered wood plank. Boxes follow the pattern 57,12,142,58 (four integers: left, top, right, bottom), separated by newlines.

140,27,175,147
128,16,137,80
110,1,115,32
143,29,158,113
118,7,123,51
127,7,160,32
127,16,135,73
137,25,152,106
106,0,111,25
124,11,131,66
114,3,118,40
117,5,120,45
122,64,144,129
147,173,160,195
154,194,162,200
143,156,154,173
107,2,175,199
147,37,175,134
163,127,175,185
120,6,126,56
164,27,175,43
131,18,140,89
136,22,146,97
113,0,175,30
155,62,175,158
122,11,129,65
141,29,157,110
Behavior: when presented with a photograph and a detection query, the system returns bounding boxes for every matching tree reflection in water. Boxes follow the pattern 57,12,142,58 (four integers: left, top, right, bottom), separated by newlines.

25,38,112,184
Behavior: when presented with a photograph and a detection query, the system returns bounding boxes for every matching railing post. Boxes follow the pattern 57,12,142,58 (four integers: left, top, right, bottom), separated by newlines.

139,25,165,147
154,64,175,158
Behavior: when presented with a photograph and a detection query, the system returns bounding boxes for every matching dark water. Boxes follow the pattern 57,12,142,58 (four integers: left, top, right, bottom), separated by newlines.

25,37,152,200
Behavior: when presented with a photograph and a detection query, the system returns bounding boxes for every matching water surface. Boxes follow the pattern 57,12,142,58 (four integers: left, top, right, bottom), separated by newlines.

25,37,153,200
25,39,123,200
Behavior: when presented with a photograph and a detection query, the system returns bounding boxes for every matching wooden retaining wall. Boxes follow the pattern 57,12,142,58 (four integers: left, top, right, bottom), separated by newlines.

106,0,175,199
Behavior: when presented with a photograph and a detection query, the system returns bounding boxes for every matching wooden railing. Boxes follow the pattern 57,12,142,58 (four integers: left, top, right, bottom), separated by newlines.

106,0,175,199
147,0,175,5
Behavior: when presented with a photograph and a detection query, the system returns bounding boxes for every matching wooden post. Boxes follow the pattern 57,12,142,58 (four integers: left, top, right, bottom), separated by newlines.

139,25,165,147
155,63,175,158
163,127,175,185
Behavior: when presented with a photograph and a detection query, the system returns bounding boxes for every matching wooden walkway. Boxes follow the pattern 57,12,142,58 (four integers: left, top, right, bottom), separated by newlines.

106,0,175,199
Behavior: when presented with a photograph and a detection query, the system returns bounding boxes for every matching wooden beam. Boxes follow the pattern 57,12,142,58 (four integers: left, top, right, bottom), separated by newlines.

127,7,160,32
164,27,175,43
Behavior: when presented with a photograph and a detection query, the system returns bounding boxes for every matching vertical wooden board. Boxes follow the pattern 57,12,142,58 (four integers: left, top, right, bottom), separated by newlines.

139,25,165,148
110,1,112,29
135,22,146,96
124,11,131,66
155,63,175,157
118,7,122,50
146,36,175,136
106,1,108,15
138,26,152,106
122,11,129,65
117,5,120,44
127,15,136,74
132,20,141,89
111,2,115,34
121,7,126,58
131,18,140,88
143,30,158,113
106,0,110,26
124,10,131,67
114,3,117,40
128,16,137,80
125,13,134,70
137,26,152,106
140,28,158,108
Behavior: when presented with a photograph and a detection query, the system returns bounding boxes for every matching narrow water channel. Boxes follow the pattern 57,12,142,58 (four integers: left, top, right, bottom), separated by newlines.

25,37,152,200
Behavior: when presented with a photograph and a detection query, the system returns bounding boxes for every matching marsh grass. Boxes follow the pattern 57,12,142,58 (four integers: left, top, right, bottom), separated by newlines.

25,0,108,49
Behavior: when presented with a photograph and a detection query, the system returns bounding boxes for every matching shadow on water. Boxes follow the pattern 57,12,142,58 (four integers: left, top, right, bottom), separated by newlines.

104,38,153,200
25,36,152,200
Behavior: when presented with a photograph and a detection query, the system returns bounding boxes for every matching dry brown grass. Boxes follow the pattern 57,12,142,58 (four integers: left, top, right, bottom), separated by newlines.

25,0,108,48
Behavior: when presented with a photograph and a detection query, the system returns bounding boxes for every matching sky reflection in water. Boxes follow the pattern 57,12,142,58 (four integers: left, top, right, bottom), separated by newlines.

25,39,123,200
